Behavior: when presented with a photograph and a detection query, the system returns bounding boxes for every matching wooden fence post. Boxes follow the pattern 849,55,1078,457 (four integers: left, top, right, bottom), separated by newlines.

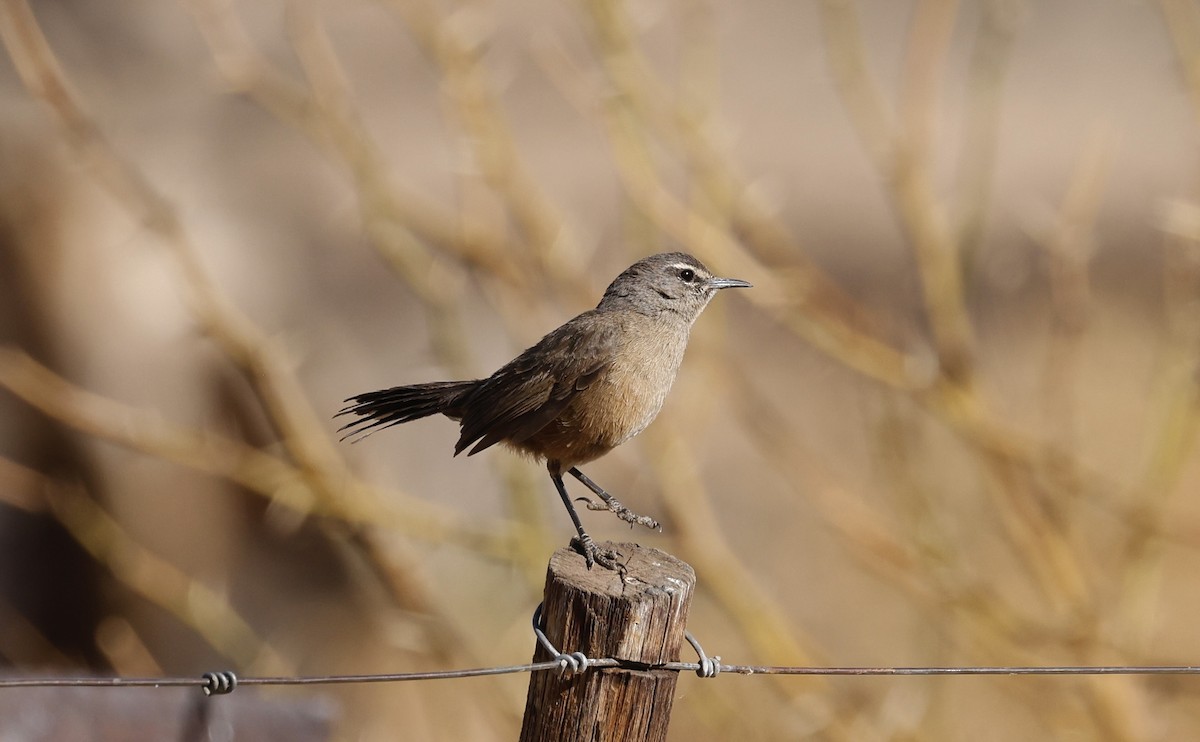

519,542,696,742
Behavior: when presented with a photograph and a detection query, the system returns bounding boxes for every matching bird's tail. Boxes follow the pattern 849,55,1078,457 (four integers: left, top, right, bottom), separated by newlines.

336,380,478,441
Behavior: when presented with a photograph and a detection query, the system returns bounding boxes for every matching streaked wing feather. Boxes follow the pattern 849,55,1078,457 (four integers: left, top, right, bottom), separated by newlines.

454,312,618,456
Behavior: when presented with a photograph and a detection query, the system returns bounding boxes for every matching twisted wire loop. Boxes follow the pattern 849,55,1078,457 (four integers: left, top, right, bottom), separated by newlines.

532,603,591,674
201,671,238,696
685,632,721,678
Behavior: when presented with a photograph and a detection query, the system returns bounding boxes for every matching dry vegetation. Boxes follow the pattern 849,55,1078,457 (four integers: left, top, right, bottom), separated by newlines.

1,0,1199,739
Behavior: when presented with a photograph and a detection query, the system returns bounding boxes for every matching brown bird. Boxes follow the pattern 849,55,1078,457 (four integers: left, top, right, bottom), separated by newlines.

338,252,750,569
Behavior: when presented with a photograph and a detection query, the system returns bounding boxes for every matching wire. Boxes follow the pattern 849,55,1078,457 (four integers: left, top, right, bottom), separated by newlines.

4,604,1197,691
1,662,1198,692
712,665,1200,676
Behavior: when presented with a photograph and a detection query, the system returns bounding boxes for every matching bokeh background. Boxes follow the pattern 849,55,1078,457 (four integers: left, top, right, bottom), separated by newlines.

1,0,1200,739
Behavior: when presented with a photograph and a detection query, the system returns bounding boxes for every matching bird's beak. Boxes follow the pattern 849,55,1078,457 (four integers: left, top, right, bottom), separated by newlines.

708,277,752,290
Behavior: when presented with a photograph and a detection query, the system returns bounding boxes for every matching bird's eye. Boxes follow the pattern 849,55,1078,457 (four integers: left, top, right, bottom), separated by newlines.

678,268,696,282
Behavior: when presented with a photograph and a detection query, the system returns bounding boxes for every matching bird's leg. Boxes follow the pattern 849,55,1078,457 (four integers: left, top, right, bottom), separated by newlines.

549,464,622,571
567,467,661,531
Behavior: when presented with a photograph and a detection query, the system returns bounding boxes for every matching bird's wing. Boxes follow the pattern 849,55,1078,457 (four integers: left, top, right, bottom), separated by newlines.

454,311,618,457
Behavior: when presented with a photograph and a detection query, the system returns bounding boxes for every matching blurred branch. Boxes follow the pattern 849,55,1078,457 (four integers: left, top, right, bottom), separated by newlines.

726,364,1057,663
566,0,1117,568
190,0,584,583
567,0,1098,497
188,0,512,288
641,425,859,741
1113,3,1200,662
564,6,1136,733
735,365,1140,738
47,478,291,673
820,0,976,385
815,4,1150,735
0,455,50,513
1114,205,1200,650
0,595,71,666
953,0,1021,257
0,0,332,508
816,0,894,166
899,0,958,167
976,454,1091,614
0,4,517,714
817,0,1101,604
371,0,602,571
676,0,719,135
1161,0,1200,129
1035,126,1114,481
189,0,595,346
557,0,922,392
94,616,164,677
0,347,523,557
187,0,485,374
381,0,578,276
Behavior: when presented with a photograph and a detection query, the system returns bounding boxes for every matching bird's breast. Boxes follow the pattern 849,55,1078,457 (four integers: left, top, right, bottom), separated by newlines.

513,316,690,468
575,327,687,447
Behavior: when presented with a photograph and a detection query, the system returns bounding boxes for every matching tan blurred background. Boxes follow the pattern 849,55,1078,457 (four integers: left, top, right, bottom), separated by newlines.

1,0,1200,739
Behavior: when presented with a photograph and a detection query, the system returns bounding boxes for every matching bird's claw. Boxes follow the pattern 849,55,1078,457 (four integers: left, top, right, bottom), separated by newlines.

571,536,625,572
576,495,660,531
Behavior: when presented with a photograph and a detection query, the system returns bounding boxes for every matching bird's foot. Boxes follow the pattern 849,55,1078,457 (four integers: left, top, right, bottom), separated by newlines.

570,535,625,572
576,496,661,531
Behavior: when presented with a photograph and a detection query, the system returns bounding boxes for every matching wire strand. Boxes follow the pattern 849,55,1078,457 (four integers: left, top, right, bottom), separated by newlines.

2,662,1199,691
